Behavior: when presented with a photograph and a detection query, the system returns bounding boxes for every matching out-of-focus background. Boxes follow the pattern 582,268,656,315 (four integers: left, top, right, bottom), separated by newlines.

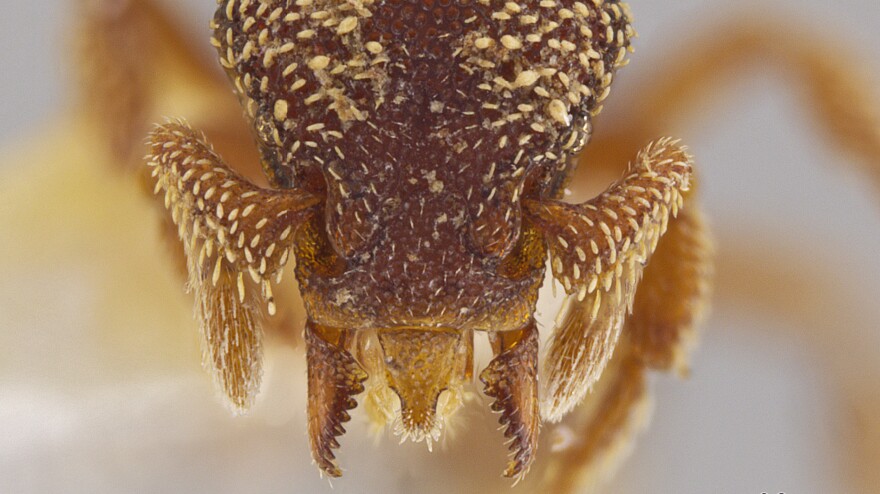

1,1,879,493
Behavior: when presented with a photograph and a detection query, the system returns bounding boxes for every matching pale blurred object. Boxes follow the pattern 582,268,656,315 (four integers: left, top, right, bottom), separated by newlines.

1,1,880,493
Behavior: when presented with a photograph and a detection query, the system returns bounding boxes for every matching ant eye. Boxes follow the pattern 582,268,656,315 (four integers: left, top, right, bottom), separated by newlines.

323,180,381,259
466,184,523,259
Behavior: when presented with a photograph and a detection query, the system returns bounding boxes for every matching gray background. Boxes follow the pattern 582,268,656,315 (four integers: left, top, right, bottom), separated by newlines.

1,1,879,493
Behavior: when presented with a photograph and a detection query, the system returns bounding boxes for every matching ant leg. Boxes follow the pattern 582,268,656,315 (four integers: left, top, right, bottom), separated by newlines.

75,0,228,163
540,18,880,493
75,0,261,179
557,13,880,419
576,18,880,193
523,184,708,493
626,189,713,374
76,1,309,343
524,341,650,494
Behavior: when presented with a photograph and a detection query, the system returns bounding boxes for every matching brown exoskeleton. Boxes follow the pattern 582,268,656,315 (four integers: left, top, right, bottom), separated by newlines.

62,0,880,492
146,0,695,480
